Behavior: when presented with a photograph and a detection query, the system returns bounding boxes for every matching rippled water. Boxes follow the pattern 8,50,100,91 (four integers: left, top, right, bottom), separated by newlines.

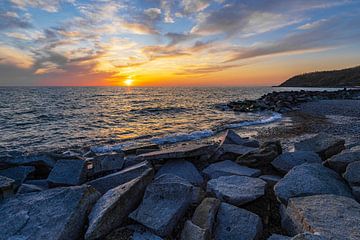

0,87,313,153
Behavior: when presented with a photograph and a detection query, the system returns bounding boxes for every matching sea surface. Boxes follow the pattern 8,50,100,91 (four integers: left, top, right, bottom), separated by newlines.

0,87,334,154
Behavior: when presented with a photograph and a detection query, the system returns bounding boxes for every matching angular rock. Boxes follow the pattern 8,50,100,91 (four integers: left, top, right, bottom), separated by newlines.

294,133,345,160
24,179,49,189
85,152,125,178
324,149,360,173
211,144,257,161
122,143,160,155
343,161,360,186
207,175,266,206
155,160,203,186
274,163,352,204
132,230,163,240
291,233,327,240
192,197,220,236
17,183,44,194
215,203,263,240
2,154,56,169
0,175,15,200
260,175,282,185
85,168,154,240
202,160,261,179
0,185,100,240
352,186,360,202
219,130,259,148
181,220,208,240
271,151,322,174
87,161,151,194
268,234,290,240
129,174,195,237
281,194,360,239
0,166,35,188
47,159,87,187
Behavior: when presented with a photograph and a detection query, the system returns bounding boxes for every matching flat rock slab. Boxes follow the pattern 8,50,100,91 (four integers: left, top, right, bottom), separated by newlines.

212,144,257,161
0,185,100,240
129,174,194,237
325,149,360,173
207,175,266,206
155,160,203,186
86,152,125,177
271,151,321,174
87,161,151,194
281,194,360,239
219,130,259,148
17,183,44,194
203,160,261,179
274,163,352,204
0,175,15,200
215,202,263,240
47,159,87,187
0,166,35,188
294,133,345,160
85,168,154,240
343,161,360,186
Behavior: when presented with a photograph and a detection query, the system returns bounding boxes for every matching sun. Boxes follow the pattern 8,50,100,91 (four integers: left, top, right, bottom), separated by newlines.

124,78,134,86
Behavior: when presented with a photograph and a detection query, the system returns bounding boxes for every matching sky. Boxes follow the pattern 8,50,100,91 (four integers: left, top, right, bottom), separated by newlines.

0,0,360,87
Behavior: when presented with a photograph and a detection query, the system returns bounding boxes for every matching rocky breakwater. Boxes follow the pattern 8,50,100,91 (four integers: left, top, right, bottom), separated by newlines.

1,129,360,239
227,88,360,113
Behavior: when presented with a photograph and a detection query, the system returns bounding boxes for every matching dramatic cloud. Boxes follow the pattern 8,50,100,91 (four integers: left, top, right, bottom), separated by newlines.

0,10,32,30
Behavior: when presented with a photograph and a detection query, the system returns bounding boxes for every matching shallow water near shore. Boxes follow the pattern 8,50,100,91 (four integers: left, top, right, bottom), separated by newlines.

0,86,342,154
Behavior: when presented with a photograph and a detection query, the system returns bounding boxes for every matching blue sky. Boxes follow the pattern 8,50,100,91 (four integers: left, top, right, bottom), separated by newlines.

0,0,360,86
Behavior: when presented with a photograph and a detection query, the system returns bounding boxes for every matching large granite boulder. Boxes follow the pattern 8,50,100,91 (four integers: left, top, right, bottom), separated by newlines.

207,175,266,206
219,130,259,148
271,151,321,174
274,163,352,204
203,160,261,179
294,133,345,160
215,203,263,240
211,144,257,162
324,149,360,173
85,168,154,240
85,152,125,178
87,161,151,194
281,194,360,239
343,161,360,186
0,175,15,200
47,159,87,187
0,185,100,240
129,174,195,237
155,160,203,186
0,166,35,188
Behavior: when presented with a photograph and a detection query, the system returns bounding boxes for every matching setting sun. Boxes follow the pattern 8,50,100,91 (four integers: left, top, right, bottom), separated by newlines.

124,78,134,86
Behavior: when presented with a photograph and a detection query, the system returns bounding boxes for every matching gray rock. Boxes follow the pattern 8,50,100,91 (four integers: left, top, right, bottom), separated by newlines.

85,152,125,177
24,179,49,189
215,203,263,240
291,233,327,240
0,175,15,200
2,154,56,169
202,160,261,179
207,175,266,206
219,130,260,148
122,143,160,155
260,175,282,185
87,161,151,194
0,166,35,188
0,185,100,240
274,163,352,204
212,144,257,161
129,174,194,237
343,161,360,186
271,151,322,174
85,168,154,240
155,160,203,186
132,230,163,240
268,234,291,240
17,184,44,194
294,133,345,160
352,186,360,202
192,197,220,236
124,155,147,168
181,220,208,240
281,194,360,239
324,149,360,173
47,159,87,187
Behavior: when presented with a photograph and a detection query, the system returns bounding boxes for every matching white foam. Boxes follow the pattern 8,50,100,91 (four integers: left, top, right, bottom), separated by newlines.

224,112,282,129
150,130,214,145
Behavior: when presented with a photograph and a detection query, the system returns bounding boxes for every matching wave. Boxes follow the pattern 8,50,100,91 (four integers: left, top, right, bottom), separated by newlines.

129,106,189,115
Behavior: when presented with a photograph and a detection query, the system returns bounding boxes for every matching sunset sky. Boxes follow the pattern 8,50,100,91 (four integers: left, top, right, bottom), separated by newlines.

0,0,359,86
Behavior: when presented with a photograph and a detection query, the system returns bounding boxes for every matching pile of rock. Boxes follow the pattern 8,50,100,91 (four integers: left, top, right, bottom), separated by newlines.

1,130,360,240
227,89,360,113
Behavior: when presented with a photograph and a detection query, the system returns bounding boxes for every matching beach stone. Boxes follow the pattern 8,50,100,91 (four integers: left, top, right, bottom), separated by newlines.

260,175,282,185
85,152,125,178
0,185,100,240
294,133,345,160
291,233,327,240
129,174,194,237
281,194,360,239
192,197,220,236
85,168,154,240
211,144,257,161
215,202,263,240
47,159,87,187
271,151,322,174
268,234,290,240
274,163,352,204
207,175,266,206
181,220,209,240
219,130,260,148
343,161,360,186
0,175,15,200
324,149,360,173
87,161,151,194
17,183,44,194
155,160,203,186
203,160,261,179
0,166,35,188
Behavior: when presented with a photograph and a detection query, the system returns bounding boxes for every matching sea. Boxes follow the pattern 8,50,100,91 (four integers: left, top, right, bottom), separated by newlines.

0,87,333,154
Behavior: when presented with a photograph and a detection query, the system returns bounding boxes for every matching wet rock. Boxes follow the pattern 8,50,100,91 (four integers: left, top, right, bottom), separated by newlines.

85,152,125,178
155,160,203,186
219,130,260,148
17,183,44,194
215,202,263,240
203,160,261,179
0,166,35,188
211,144,257,162
0,185,100,240
85,168,154,240
324,149,360,173
271,151,322,174
274,163,352,204
281,194,360,239
87,161,152,194
0,175,15,200
207,175,266,206
181,220,208,240
294,133,345,160
268,234,290,240
260,175,282,185
47,159,87,187
129,174,194,237
343,161,360,186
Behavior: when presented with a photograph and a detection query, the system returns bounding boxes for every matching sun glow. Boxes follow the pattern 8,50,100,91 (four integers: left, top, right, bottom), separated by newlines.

124,78,134,86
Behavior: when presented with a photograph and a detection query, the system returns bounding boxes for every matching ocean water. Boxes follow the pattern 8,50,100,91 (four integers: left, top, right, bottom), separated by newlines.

0,86,319,154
